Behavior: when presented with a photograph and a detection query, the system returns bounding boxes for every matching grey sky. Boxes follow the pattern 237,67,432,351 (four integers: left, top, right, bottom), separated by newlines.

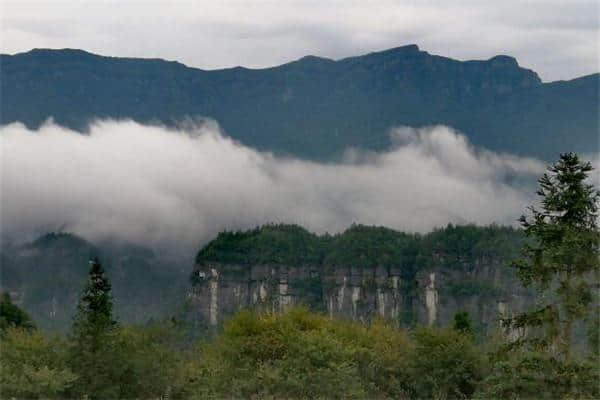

1,0,598,81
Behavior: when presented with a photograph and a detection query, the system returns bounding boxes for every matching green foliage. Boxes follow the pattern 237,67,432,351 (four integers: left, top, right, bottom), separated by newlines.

290,276,325,311
587,307,600,358
111,323,185,398
0,322,184,399
1,233,96,331
0,292,35,332
409,326,485,399
507,153,599,359
195,223,523,282
454,311,475,336
68,258,122,399
71,258,117,344
476,349,600,399
1,304,597,399
171,308,488,399
418,223,525,268
0,327,77,398
443,279,503,298
1,232,189,331
324,225,421,274
484,153,600,398
173,308,372,399
195,224,324,266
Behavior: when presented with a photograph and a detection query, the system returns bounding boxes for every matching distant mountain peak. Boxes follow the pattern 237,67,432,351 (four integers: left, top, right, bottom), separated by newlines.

487,54,519,67
357,44,423,60
29,232,91,250
26,48,98,59
297,55,334,64
380,44,420,53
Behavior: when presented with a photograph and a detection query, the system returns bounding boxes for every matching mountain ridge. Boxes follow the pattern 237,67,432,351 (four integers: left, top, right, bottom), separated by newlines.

1,45,597,160
0,44,533,73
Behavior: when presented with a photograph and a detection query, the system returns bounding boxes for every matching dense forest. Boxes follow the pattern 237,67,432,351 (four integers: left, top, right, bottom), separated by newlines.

196,223,524,272
1,299,598,398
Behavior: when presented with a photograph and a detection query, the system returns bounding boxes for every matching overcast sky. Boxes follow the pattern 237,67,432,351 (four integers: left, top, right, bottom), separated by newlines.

1,0,598,81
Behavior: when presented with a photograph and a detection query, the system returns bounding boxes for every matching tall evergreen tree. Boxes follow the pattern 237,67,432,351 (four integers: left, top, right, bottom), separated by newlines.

68,257,121,398
477,153,600,399
72,258,116,342
507,152,599,360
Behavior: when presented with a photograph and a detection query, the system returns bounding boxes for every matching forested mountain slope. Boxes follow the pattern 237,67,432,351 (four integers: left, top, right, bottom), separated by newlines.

0,233,189,330
2,45,597,160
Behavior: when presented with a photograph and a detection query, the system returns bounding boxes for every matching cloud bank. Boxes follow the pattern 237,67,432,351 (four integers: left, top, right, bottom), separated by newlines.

1,120,549,254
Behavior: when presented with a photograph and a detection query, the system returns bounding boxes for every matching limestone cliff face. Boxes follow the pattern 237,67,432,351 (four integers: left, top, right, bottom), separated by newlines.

189,255,530,334
189,224,530,333
189,262,407,329
412,255,530,335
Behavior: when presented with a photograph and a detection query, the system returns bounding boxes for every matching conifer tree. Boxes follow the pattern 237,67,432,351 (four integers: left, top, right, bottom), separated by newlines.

72,257,116,342
69,257,121,398
508,152,599,359
478,153,599,399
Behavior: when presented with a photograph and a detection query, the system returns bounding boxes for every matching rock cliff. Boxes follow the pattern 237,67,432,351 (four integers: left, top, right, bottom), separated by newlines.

189,224,531,335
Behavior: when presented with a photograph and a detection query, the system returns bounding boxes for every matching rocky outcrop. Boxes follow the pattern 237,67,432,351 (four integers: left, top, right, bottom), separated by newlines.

188,224,532,334
412,255,530,334
189,255,530,335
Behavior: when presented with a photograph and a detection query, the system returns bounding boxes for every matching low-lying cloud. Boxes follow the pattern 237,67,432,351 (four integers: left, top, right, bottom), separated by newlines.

1,120,552,255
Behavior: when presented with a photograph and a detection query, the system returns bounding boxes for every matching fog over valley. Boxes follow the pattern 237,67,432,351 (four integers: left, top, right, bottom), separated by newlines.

1,119,559,255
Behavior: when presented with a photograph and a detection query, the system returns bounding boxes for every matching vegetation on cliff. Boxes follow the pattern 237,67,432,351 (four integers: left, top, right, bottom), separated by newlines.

194,222,525,277
196,224,324,266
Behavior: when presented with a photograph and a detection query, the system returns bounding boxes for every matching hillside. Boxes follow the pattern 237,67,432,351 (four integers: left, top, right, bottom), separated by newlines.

2,45,598,160
0,233,189,331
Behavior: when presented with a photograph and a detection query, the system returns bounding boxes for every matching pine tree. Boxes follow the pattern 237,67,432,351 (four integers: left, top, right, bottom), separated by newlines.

478,153,600,399
72,258,116,343
68,257,121,398
508,153,599,360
